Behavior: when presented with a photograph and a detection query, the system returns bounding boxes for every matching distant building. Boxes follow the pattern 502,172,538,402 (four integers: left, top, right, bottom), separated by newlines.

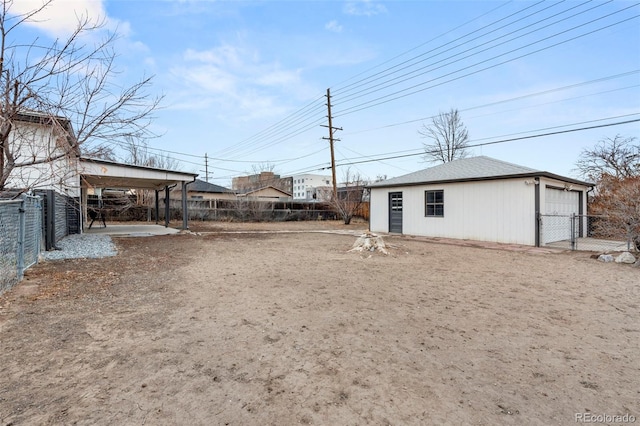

172,179,236,200
291,174,332,201
237,185,292,201
232,172,292,195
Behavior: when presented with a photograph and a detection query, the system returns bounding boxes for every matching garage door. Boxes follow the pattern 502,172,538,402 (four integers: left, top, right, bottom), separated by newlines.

544,188,579,243
545,187,579,215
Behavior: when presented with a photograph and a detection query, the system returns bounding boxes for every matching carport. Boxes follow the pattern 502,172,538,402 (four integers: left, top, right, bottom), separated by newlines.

78,157,198,232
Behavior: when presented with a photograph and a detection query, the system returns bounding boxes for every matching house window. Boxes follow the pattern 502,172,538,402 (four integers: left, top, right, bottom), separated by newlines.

425,190,444,217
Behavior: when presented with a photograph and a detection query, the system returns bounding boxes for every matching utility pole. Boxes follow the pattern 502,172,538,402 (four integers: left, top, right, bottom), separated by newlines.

200,153,213,182
321,88,341,197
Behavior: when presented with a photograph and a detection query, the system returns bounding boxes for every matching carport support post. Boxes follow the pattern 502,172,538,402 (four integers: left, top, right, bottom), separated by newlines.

534,178,541,247
155,190,159,224
45,190,56,251
181,181,189,230
164,186,170,228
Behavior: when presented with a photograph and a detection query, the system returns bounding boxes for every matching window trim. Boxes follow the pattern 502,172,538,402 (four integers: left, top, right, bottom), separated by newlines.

425,189,444,217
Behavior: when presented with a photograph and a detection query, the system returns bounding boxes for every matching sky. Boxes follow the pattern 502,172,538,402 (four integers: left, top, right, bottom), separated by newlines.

11,0,640,187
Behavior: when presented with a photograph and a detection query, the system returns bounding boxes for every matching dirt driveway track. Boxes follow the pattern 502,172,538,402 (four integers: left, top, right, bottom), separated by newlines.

0,221,638,425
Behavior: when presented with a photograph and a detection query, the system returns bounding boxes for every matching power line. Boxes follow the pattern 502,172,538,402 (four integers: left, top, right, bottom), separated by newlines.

326,117,640,169
210,96,326,159
200,1,551,159
184,2,638,164
342,71,640,136
334,6,640,117
334,0,584,99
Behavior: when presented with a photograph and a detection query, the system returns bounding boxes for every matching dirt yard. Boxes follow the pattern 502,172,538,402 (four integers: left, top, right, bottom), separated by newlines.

0,221,638,425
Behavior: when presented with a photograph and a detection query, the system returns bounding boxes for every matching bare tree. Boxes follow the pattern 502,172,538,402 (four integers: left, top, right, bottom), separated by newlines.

576,135,640,251
233,196,273,222
122,137,179,170
331,168,368,225
575,135,639,182
120,137,180,206
419,108,470,163
0,0,161,192
251,162,276,175
82,144,117,162
589,176,640,251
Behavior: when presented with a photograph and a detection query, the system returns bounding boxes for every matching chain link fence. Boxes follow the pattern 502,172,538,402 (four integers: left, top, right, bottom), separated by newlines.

541,214,637,252
0,195,43,293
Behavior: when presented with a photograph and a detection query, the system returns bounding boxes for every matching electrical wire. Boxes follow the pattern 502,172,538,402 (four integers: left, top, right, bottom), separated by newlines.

334,7,640,117
209,1,638,158
85,2,639,183
333,0,585,99
343,71,640,136
328,117,640,169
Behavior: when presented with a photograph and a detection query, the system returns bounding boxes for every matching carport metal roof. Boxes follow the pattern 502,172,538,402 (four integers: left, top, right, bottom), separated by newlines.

78,157,198,231
79,157,197,190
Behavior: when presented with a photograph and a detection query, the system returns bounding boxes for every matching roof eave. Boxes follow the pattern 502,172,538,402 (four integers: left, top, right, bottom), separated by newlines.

368,172,593,189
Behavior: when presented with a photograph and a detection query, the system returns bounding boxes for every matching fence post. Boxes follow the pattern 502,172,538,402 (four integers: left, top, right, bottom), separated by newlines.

570,213,576,251
17,198,26,280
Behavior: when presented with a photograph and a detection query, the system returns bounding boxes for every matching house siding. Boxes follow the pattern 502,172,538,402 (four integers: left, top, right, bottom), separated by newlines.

185,192,236,201
371,178,537,245
6,121,80,196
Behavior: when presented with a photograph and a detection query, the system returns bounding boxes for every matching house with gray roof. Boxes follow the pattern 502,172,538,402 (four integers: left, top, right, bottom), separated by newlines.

179,179,236,200
368,156,592,246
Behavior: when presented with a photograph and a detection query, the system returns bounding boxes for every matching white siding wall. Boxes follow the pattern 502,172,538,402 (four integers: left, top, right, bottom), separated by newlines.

371,178,537,245
370,188,390,233
6,122,80,196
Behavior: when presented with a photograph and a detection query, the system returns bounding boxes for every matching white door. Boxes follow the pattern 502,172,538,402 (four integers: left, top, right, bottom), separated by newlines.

544,188,579,243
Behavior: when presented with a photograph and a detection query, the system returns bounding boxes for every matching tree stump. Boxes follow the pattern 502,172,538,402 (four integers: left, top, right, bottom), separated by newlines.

349,232,389,255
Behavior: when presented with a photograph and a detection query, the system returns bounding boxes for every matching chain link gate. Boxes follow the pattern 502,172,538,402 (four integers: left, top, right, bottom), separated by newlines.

541,213,635,252
0,195,43,293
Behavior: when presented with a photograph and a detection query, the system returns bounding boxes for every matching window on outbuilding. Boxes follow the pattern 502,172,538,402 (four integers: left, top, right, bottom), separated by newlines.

425,190,444,217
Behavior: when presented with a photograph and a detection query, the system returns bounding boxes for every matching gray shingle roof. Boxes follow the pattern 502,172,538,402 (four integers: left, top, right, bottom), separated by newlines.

187,179,234,193
369,156,589,187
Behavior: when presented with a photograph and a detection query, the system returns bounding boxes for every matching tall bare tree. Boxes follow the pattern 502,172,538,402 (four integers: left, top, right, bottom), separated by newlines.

575,135,639,182
419,108,470,163
576,135,640,251
0,0,160,191
589,176,640,251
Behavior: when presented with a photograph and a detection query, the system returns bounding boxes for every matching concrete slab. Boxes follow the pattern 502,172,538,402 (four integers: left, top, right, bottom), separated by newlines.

545,237,631,252
84,224,181,237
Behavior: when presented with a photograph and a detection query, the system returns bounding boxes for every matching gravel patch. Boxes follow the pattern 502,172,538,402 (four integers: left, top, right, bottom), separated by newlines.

41,234,117,261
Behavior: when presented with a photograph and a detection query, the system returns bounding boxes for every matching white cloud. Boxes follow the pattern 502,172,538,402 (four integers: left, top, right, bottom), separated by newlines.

169,44,309,121
255,69,302,87
325,20,343,33
9,0,110,36
343,0,387,17
178,65,238,94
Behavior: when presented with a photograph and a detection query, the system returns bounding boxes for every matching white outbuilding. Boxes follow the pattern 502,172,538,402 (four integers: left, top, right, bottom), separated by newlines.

368,156,593,246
